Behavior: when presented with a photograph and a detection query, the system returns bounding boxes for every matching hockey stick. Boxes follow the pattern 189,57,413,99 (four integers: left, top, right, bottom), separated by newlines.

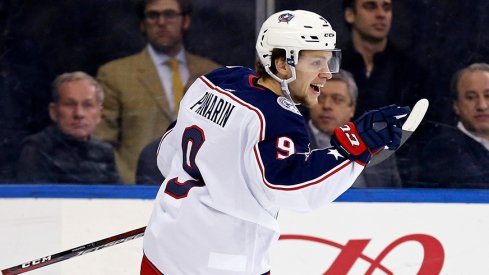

1,100,428,274
367,98,429,167
1,226,146,275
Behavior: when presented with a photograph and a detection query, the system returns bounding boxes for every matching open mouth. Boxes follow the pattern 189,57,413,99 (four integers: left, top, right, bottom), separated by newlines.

310,83,323,94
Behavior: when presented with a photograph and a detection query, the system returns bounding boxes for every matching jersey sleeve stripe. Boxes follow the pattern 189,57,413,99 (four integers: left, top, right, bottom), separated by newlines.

253,145,352,191
199,75,266,141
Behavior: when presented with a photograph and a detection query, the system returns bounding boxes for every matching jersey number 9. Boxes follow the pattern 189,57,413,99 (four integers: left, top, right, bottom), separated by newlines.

164,125,206,199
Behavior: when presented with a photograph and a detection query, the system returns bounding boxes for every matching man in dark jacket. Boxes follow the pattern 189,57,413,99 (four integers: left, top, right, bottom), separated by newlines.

340,0,430,186
416,63,489,188
340,0,424,116
16,71,121,184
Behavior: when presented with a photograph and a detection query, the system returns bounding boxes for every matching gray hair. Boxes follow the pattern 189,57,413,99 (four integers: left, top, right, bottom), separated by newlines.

52,71,104,103
450,63,489,100
330,69,358,104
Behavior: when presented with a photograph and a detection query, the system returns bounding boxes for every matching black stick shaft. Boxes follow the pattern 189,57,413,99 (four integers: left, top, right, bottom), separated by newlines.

1,226,146,275
367,129,413,167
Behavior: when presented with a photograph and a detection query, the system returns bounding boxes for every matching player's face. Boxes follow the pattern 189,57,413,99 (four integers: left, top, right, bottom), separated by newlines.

289,51,333,108
141,0,190,56
310,80,355,136
49,80,102,141
454,70,489,138
345,0,392,42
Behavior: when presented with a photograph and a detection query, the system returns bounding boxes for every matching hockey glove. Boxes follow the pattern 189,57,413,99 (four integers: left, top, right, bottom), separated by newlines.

330,105,411,165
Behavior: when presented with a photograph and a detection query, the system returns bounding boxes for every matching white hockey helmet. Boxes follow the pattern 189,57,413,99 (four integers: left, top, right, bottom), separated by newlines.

256,10,341,75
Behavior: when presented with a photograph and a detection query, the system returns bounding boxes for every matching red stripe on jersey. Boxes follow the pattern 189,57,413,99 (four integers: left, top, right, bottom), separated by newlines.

199,75,266,141
248,75,266,90
253,145,352,191
140,254,164,275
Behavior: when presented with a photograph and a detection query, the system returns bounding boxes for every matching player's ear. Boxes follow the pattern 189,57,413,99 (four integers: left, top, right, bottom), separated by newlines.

274,57,290,78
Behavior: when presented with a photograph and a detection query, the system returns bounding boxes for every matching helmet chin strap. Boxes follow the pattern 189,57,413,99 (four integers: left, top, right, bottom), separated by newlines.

264,66,299,105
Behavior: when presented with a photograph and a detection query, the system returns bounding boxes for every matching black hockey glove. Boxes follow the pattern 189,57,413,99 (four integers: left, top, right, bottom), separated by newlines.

330,105,411,165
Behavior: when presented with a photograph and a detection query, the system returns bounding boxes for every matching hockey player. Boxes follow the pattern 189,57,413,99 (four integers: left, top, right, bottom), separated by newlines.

140,10,410,275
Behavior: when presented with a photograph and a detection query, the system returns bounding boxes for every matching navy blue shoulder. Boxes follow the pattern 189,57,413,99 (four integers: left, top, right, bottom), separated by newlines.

203,66,280,114
203,67,309,150
204,66,255,87
203,67,300,116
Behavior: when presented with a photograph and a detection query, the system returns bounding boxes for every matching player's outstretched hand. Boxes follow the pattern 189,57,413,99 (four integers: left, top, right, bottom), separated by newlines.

330,105,411,165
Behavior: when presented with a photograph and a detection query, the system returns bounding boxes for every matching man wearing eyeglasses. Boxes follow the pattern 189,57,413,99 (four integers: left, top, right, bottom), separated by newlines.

94,0,221,184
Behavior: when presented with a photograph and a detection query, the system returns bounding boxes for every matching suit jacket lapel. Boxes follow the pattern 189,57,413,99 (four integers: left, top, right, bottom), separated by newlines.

136,48,173,121
185,52,208,91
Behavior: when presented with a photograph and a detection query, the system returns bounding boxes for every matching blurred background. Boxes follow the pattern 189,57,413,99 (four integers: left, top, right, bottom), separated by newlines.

1,0,489,185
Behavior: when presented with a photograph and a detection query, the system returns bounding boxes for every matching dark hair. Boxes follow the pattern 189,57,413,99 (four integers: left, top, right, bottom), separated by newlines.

450,63,489,101
342,0,356,11
342,0,356,30
137,0,193,20
255,48,286,79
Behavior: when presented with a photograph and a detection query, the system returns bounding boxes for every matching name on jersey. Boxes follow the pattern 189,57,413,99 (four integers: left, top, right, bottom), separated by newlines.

189,92,236,127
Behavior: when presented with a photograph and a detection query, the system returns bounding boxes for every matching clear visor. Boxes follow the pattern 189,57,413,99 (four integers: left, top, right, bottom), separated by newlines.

295,49,342,74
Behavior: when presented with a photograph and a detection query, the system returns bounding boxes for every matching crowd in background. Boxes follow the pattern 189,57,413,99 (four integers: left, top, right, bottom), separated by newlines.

1,0,489,188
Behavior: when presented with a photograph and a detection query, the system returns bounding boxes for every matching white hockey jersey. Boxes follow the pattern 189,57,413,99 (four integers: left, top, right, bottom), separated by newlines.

143,67,364,275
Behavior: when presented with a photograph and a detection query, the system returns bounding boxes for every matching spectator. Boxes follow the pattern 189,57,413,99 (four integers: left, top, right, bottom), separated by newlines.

340,0,423,117
94,0,221,183
341,0,432,186
136,137,165,185
16,72,121,184
416,63,489,188
307,69,401,187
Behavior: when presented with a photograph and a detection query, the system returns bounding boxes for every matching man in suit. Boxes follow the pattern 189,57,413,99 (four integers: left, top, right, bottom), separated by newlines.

307,69,402,187
95,0,220,183
416,63,489,188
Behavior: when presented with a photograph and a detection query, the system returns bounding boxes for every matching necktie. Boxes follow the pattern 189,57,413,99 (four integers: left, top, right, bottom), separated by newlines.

167,58,184,114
